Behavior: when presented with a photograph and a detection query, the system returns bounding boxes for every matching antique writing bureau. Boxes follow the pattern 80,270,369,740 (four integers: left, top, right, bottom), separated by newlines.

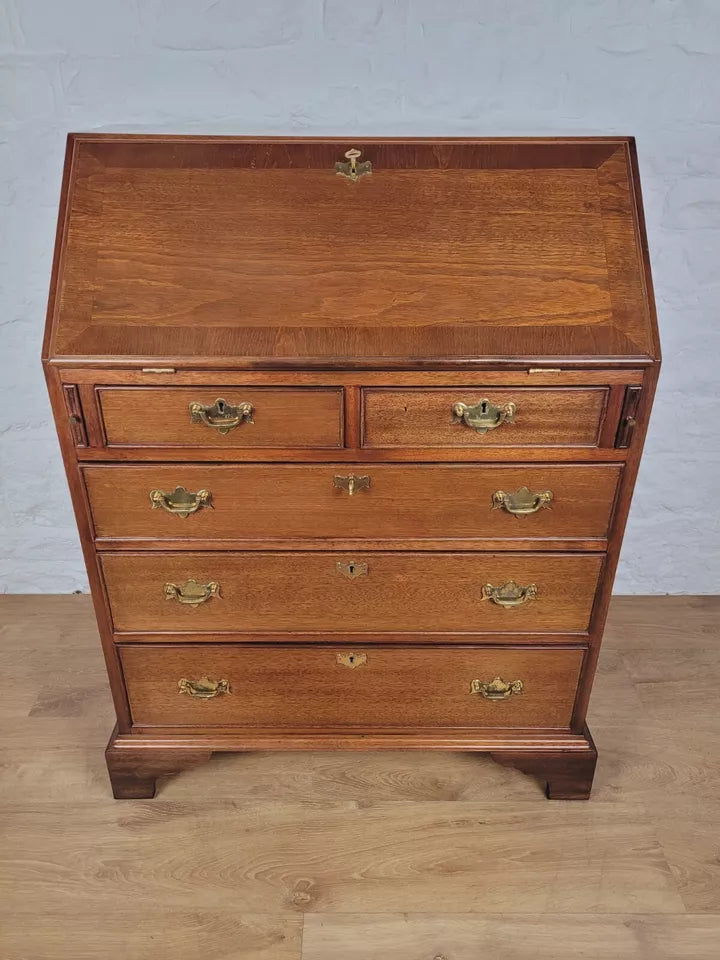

43,135,660,799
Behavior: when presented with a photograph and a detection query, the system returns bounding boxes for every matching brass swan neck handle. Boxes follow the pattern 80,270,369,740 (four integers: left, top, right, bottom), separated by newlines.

481,580,538,608
492,487,553,516
470,677,524,700
178,677,230,698
164,579,221,606
150,486,213,518
452,398,516,435
189,398,254,435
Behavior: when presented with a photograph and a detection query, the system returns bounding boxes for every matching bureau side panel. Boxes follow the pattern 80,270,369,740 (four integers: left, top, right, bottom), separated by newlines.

43,365,132,730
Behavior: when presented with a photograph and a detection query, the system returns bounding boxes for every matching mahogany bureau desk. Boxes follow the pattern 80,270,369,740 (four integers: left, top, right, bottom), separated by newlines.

43,135,660,799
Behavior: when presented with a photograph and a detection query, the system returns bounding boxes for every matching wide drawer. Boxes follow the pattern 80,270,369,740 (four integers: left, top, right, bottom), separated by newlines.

102,552,603,634
363,387,608,448
97,387,343,447
84,463,621,545
120,644,584,729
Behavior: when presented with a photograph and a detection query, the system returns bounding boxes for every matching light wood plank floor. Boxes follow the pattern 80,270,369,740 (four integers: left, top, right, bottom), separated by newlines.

0,595,718,959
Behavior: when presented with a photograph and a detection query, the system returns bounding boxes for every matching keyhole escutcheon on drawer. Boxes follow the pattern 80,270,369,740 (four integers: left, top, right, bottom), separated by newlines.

336,560,369,580
336,652,368,669
333,474,371,496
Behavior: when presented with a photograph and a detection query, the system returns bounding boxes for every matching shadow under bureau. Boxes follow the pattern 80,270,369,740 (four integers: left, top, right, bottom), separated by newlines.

43,135,660,799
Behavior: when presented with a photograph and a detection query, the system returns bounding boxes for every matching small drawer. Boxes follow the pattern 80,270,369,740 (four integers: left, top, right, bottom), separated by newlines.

363,387,608,448
97,387,344,448
85,463,621,545
120,643,585,730
101,551,603,635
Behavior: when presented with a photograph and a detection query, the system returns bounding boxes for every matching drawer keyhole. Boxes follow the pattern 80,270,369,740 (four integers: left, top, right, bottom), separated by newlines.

337,651,368,669
336,560,369,580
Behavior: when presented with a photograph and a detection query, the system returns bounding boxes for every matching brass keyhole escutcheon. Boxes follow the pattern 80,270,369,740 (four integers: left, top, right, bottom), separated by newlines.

336,651,368,669
333,474,371,496
335,148,372,182
336,560,369,580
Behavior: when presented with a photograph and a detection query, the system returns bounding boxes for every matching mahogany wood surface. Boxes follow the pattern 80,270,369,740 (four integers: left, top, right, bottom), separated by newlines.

119,644,584,730
101,551,603,635
42,135,660,799
83,463,622,546
45,136,657,366
99,386,344,448
363,387,608,447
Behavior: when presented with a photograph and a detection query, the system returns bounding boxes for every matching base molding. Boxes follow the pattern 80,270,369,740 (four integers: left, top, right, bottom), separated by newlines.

105,725,598,800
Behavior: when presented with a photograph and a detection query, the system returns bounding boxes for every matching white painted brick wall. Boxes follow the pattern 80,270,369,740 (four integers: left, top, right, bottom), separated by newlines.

1,0,718,594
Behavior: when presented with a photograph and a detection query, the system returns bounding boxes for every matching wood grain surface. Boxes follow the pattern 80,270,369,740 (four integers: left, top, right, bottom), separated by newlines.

120,644,584,730
98,386,344,448
101,551,603,634
1,594,717,958
363,386,608,447
44,136,658,365
83,462,622,545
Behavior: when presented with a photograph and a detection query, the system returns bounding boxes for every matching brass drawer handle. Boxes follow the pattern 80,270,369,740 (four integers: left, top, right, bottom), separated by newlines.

178,676,230,699
333,474,371,496
164,579,221,606
189,398,254,435
149,485,213,518
481,580,537,608
470,677,524,700
452,398,516,435
492,486,553,516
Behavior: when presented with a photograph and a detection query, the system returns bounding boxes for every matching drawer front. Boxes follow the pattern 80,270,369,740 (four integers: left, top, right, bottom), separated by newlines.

120,644,584,729
85,463,621,543
102,552,602,634
98,387,343,447
363,387,608,448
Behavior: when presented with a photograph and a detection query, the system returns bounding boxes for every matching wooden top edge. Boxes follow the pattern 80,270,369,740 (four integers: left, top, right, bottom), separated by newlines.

44,354,659,369
67,132,636,146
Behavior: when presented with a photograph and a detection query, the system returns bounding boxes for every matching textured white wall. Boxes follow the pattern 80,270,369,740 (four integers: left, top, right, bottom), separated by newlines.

1,0,718,594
